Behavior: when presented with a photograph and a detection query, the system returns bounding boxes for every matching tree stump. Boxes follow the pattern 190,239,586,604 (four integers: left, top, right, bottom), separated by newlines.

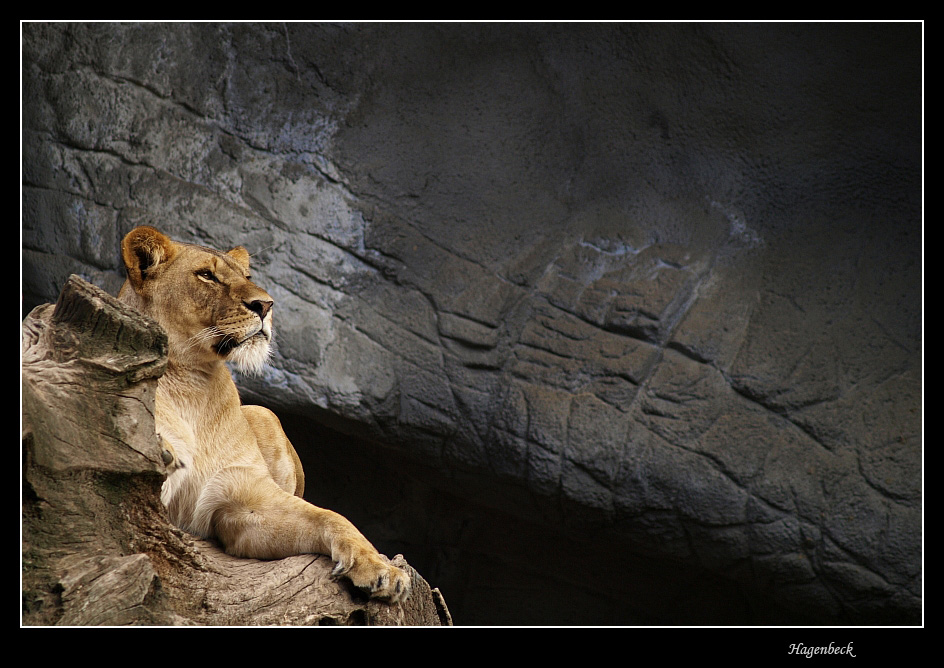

21,275,451,626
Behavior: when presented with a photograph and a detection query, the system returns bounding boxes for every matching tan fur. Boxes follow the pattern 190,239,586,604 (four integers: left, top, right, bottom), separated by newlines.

117,226,410,603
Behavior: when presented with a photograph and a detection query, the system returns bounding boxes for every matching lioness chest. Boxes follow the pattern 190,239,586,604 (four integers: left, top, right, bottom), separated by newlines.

157,372,268,533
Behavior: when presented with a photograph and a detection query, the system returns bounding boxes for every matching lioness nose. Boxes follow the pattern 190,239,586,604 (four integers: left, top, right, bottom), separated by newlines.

245,299,273,320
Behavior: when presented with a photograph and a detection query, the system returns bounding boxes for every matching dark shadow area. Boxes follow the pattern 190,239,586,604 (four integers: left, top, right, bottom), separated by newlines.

277,408,818,626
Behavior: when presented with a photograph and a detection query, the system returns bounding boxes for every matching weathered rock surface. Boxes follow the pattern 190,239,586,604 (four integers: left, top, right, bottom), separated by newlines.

21,275,450,626
22,22,921,624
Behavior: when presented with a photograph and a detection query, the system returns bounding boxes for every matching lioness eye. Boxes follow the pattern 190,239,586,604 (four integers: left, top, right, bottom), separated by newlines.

197,269,218,283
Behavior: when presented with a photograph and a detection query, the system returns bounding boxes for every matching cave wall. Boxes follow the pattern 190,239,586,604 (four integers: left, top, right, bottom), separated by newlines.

22,22,922,624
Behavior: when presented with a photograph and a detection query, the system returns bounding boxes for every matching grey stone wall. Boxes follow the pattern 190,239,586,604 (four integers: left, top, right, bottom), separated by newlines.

22,22,921,624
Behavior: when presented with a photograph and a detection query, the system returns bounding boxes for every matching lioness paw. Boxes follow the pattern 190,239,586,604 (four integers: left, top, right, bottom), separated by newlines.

158,436,180,470
341,552,412,604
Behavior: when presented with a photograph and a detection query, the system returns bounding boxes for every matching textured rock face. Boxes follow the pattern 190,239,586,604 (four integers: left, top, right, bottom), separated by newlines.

22,22,921,624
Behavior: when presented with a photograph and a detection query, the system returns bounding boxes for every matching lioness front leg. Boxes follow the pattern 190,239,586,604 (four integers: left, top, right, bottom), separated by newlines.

208,469,411,603
241,404,306,497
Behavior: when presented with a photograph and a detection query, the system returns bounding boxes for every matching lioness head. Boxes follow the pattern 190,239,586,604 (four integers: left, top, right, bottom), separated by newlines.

118,226,273,374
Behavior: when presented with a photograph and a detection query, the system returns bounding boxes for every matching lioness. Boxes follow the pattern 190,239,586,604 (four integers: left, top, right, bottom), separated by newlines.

117,226,410,603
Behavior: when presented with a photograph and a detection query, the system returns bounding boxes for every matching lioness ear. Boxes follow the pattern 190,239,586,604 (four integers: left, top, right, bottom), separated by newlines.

226,246,251,272
122,226,176,290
